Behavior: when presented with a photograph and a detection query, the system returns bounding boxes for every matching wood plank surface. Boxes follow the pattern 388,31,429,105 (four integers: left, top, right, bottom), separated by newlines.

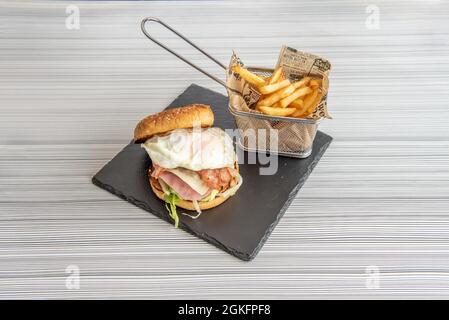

1,0,449,299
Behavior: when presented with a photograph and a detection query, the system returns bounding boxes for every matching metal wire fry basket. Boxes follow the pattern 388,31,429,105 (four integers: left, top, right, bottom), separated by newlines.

142,17,322,158
228,67,321,158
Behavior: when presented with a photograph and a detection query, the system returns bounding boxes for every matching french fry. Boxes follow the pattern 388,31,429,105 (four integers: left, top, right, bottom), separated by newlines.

278,86,312,108
259,106,296,117
303,89,318,112
309,79,322,89
292,92,315,117
306,91,323,114
290,99,304,109
259,79,290,94
257,84,296,107
296,90,323,118
292,99,311,118
268,67,283,84
292,108,305,118
231,65,265,87
292,77,311,89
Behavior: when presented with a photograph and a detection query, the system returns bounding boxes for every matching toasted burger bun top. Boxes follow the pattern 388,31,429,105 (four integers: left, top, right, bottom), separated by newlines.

134,104,214,142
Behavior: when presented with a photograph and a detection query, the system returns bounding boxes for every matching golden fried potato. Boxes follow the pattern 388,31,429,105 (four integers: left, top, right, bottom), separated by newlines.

290,99,304,109
309,79,322,90
279,86,312,108
231,65,266,87
297,90,323,117
259,106,296,117
268,67,283,85
257,84,296,107
292,77,311,89
259,79,290,94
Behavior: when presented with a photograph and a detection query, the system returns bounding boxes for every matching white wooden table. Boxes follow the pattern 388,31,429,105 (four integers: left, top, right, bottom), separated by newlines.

1,0,449,299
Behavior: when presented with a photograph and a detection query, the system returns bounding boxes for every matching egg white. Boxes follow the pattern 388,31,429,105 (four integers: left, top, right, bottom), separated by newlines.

142,127,236,171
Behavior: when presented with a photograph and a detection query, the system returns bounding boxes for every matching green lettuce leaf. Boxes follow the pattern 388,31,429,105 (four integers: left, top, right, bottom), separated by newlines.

201,189,219,202
164,191,180,228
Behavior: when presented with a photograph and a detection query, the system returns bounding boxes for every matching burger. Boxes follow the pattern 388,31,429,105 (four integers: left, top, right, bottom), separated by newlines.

134,104,242,227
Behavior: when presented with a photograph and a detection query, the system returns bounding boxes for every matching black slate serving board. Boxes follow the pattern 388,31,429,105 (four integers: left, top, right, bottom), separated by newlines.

92,84,332,261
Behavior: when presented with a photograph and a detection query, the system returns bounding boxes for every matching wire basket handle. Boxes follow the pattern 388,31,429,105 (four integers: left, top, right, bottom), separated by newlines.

141,17,229,89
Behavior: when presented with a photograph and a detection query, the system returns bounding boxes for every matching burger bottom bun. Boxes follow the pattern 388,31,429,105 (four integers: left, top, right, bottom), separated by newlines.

149,178,231,211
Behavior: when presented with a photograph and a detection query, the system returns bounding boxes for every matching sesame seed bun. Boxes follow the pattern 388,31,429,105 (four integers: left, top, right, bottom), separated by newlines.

134,104,214,143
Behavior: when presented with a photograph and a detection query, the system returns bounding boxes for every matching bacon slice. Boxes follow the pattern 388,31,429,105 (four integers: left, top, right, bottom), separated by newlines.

197,167,237,191
151,163,236,194
159,171,205,201
150,163,165,178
